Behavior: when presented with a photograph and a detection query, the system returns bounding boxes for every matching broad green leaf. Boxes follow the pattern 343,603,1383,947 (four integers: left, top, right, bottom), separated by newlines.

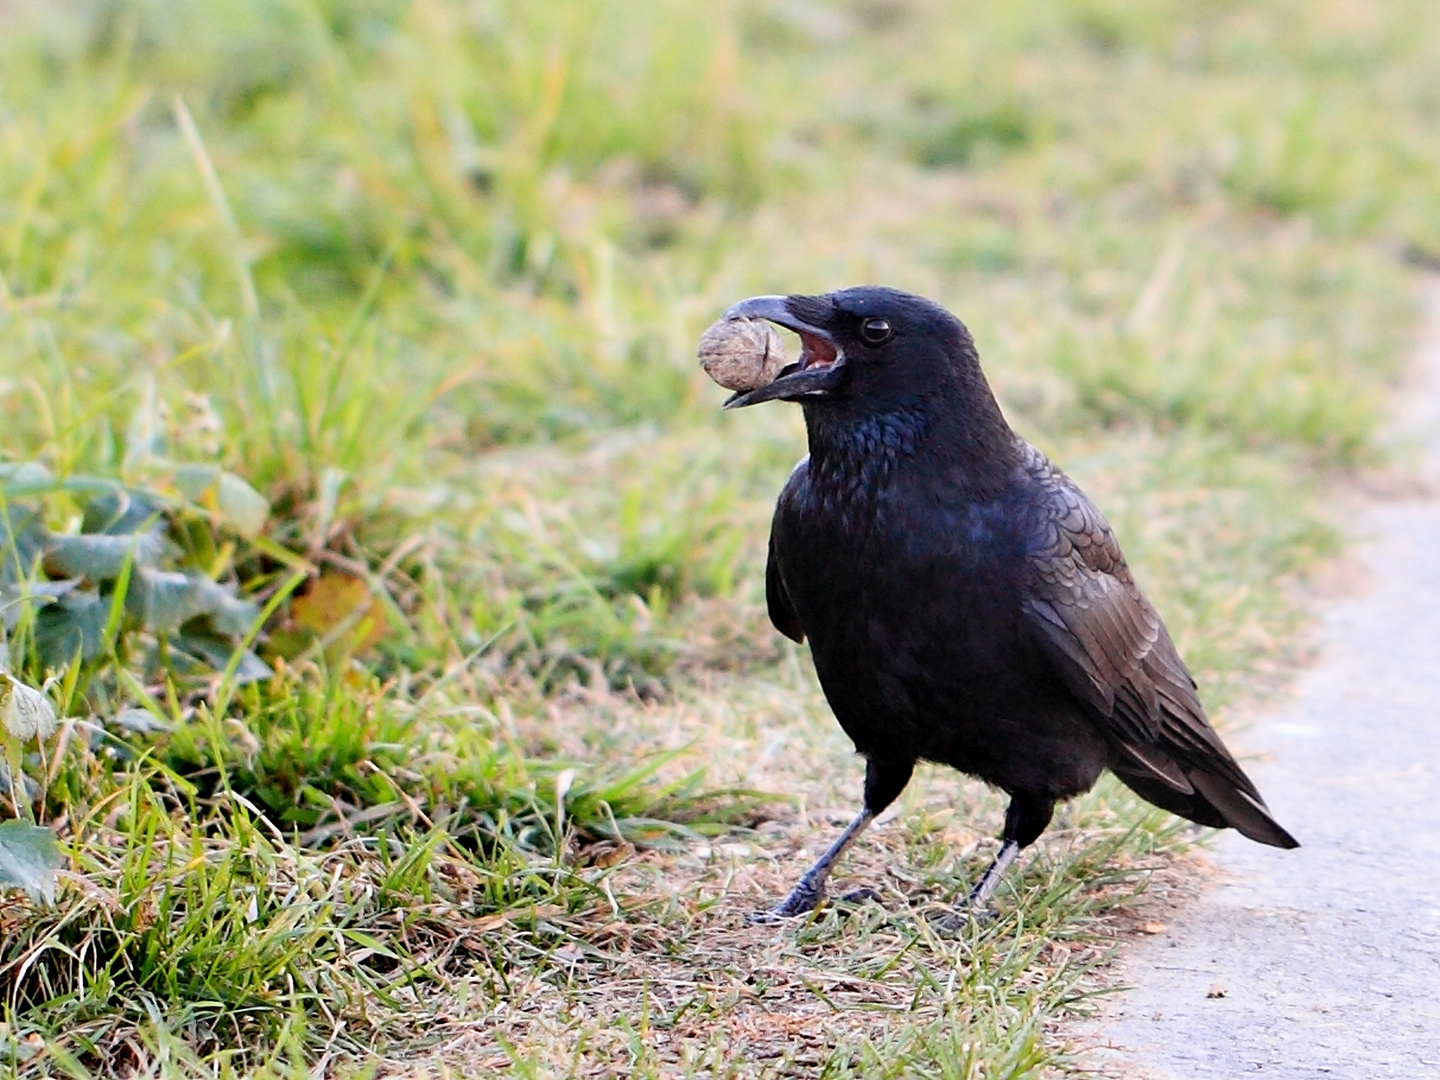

81,488,167,535
1,578,80,631
172,465,269,538
0,507,46,585
184,575,259,636
0,461,54,494
127,568,257,636
34,588,109,665
215,472,269,539
173,463,221,502
0,820,61,904
204,589,260,637
175,632,272,684
46,528,166,581
127,568,208,632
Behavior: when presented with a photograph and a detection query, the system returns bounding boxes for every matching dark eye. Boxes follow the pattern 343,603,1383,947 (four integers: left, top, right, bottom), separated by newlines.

860,317,892,346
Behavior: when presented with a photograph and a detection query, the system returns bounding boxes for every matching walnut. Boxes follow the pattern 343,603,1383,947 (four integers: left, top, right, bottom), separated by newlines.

697,317,788,392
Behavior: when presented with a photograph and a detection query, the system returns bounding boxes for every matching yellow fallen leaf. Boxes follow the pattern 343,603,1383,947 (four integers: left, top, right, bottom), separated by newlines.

291,573,385,653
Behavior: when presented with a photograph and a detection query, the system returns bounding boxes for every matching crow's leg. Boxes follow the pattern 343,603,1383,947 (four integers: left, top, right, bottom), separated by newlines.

749,806,873,923
749,757,913,923
966,792,1054,910
965,839,1019,909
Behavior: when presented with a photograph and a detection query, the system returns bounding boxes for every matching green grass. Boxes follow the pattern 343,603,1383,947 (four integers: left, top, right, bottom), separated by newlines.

1,0,1438,1075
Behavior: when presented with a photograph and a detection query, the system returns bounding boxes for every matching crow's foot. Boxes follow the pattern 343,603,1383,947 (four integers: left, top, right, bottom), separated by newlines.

926,904,988,935
746,878,825,924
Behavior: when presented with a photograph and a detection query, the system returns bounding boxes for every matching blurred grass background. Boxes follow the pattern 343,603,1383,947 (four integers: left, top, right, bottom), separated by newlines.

1,0,1437,1076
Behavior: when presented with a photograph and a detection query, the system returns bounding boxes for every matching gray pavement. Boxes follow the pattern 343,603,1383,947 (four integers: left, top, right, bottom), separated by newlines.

1099,284,1440,1080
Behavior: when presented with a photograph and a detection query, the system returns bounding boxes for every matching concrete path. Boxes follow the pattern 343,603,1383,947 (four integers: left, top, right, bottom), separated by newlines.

1098,283,1440,1079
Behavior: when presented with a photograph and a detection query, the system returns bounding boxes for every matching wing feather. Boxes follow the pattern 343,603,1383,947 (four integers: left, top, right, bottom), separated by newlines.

766,531,804,643
1016,443,1260,798
766,458,807,644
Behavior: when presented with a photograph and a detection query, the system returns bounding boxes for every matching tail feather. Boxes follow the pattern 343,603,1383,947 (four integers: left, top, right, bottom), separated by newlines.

1187,769,1299,849
1110,750,1300,849
1110,759,1228,830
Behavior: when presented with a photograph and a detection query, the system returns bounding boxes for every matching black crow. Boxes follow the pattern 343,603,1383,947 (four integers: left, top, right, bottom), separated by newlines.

722,286,1298,920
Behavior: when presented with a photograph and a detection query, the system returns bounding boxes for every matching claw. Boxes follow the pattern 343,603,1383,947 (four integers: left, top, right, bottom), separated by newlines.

746,906,806,925
746,879,825,924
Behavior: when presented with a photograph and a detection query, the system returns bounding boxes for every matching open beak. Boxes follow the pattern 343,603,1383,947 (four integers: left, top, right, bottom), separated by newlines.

718,295,846,409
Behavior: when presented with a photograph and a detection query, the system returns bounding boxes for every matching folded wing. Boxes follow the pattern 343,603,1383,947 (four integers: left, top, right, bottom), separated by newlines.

1017,443,1297,849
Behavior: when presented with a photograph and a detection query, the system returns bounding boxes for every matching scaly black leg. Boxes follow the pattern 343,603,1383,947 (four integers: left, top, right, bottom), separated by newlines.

749,757,913,923
965,791,1054,911
748,805,875,922
965,839,1019,909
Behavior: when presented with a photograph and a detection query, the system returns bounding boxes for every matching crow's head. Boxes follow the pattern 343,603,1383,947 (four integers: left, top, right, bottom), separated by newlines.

719,287,981,413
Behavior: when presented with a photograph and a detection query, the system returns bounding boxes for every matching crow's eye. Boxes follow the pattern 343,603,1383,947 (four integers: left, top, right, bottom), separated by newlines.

860,317,892,346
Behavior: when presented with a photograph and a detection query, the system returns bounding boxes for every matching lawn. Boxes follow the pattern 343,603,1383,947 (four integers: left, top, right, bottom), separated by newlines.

1,0,1437,1076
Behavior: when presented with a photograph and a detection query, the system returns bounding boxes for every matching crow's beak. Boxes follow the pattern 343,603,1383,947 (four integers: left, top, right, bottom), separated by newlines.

719,295,846,409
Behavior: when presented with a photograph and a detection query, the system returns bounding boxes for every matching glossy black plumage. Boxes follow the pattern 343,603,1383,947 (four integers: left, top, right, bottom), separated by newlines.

725,286,1297,919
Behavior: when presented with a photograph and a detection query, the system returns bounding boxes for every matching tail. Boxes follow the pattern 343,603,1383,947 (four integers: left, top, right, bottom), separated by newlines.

1111,751,1299,849
1187,769,1299,849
